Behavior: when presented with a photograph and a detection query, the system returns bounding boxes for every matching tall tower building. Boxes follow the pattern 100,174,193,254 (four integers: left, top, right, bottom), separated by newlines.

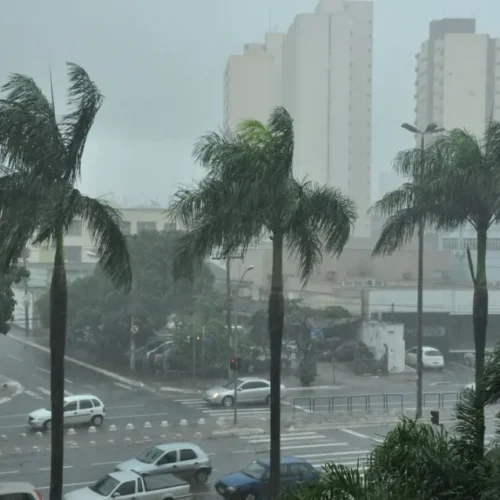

224,0,374,237
415,19,499,139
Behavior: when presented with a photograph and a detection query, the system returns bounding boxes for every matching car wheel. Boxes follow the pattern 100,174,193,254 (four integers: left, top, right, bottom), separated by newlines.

91,415,104,427
195,469,210,484
265,395,271,405
222,396,234,407
44,420,52,431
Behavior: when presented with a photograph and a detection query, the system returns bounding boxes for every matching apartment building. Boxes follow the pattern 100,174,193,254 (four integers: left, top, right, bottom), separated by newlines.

224,0,374,237
415,18,500,139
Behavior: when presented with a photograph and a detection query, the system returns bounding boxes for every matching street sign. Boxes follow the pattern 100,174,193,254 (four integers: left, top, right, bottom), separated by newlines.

131,325,139,335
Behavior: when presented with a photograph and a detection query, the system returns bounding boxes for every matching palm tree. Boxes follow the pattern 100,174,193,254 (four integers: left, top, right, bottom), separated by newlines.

168,107,356,498
0,63,132,500
372,122,500,454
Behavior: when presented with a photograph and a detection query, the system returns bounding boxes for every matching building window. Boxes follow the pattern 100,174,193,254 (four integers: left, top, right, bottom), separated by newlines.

164,222,176,232
120,221,132,235
66,221,82,237
137,221,157,233
64,246,82,262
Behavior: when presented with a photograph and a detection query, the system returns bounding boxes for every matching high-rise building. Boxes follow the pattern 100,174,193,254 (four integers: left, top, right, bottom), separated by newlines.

224,0,374,237
415,18,500,139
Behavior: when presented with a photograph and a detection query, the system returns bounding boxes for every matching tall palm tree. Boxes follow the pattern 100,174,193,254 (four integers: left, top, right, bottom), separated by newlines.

0,63,132,500
168,106,356,498
372,122,500,454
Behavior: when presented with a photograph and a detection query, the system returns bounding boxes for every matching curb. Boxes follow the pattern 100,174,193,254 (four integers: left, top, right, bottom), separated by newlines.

8,334,157,393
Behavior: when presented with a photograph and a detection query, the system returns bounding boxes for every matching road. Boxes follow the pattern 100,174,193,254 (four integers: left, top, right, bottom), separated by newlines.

1,426,376,496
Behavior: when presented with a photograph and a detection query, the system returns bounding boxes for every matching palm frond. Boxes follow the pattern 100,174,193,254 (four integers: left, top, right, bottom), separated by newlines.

452,387,486,460
72,193,132,291
266,106,294,179
60,63,104,183
236,118,270,144
285,180,356,283
372,206,422,256
0,73,63,176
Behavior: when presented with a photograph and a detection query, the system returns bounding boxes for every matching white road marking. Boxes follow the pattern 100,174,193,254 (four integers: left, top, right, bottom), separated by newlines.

40,465,73,471
115,382,133,390
91,461,120,466
232,442,349,453
25,390,42,399
6,354,22,362
341,428,383,443
65,378,74,384
249,434,326,444
64,390,73,396
282,400,311,413
0,470,20,475
108,404,144,410
37,367,50,374
37,386,51,396
107,412,169,420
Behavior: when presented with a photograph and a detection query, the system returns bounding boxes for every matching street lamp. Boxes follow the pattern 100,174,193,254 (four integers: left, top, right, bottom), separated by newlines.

228,264,254,425
401,121,444,419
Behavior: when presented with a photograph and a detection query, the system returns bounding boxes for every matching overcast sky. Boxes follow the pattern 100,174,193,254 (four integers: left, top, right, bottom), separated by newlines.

0,0,496,206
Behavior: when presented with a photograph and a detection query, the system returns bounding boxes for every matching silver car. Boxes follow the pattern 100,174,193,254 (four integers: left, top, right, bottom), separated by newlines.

203,377,286,407
115,442,212,484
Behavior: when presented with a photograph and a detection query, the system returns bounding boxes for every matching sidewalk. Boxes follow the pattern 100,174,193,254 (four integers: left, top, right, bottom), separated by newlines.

10,328,416,394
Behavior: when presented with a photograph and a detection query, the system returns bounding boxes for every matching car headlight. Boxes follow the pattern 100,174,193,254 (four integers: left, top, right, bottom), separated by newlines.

226,486,236,493
211,393,220,399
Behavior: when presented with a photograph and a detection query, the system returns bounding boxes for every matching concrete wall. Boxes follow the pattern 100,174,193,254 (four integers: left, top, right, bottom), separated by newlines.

358,320,405,373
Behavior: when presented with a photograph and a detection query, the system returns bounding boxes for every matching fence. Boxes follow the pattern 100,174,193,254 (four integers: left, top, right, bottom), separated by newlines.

292,391,461,414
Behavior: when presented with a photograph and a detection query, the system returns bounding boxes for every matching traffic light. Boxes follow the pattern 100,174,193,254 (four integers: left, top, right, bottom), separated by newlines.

230,357,241,371
430,410,440,425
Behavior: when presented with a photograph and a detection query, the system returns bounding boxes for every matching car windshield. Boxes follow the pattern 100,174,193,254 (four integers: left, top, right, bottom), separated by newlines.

223,380,243,389
89,475,120,496
241,460,268,480
137,446,164,464
425,350,441,357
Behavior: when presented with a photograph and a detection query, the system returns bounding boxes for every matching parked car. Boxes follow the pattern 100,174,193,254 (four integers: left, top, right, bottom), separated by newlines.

115,442,212,484
215,457,319,499
28,394,105,431
0,482,43,499
405,346,444,370
203,377,286,407
464,348,494,367
63,470,190,500
333,341,373,362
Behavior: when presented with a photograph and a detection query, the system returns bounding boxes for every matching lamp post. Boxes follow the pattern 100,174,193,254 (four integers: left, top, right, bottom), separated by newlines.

401,122,444,419
229,264,255,425
21,248,31,336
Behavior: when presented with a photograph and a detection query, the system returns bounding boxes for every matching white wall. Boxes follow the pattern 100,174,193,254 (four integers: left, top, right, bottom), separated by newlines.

358,320,405,373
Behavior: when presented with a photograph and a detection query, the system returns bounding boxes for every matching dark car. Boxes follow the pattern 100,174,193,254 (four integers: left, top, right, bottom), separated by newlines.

334,340,373,362
215,457,318,499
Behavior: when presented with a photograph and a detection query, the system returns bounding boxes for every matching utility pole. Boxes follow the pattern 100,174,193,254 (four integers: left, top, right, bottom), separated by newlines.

21,248,31,336
402,122,444,419
130,316,138,371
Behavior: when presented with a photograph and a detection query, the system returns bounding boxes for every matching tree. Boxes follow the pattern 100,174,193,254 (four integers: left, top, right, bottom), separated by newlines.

373,122,500,453
0,265,29,334
0,64,132,500
168,107,356,498
35,230,214,350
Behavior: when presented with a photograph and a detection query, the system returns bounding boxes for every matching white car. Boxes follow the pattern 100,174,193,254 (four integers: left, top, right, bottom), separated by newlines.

203,377,286,407
405,346,444,370
28,394,105,431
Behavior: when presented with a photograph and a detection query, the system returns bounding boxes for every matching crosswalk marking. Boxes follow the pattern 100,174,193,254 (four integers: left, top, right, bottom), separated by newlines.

235,429,372,472
24,390,42,399
341,428,384,443
175,398,273,418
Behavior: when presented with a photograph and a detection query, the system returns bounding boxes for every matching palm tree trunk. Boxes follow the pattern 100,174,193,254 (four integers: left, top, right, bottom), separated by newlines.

474,226,488,456
268,232,284,500
49,230,67,500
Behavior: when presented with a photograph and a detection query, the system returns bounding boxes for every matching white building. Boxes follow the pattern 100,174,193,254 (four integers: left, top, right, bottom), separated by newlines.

415,18,499,139
224,0,374,237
